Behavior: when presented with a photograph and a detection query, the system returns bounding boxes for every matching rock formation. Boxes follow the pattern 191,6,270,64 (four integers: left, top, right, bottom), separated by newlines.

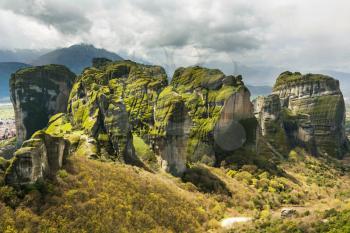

10,65,75,146
5,60,257,185
255,71,349,158
153,67,256,174
5,114,73,186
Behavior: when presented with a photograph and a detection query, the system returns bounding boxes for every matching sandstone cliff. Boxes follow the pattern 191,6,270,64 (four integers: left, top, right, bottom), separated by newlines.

10,65,75,146
255,71,349,158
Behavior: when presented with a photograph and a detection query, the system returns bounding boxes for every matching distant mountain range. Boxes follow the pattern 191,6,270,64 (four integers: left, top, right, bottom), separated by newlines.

31,44,123,74
0,49,48,64
0,44,349,102
0,62,31,102
0,44,123,102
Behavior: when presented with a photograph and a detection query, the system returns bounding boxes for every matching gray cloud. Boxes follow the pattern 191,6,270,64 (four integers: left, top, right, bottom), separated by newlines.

0,0,92,34
130,0,266,52
1,0,350,81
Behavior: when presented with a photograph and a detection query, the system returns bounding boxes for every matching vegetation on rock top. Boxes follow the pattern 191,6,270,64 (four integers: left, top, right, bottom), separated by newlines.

273,71,337,91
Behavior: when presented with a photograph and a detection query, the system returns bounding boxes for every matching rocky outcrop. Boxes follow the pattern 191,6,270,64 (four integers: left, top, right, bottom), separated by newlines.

5,114,73,186
255,71,349,158
67,60,167,163
254,94,282,136
10,65,75,146
151,87,192,175
153,67,257,171
5,60,258,185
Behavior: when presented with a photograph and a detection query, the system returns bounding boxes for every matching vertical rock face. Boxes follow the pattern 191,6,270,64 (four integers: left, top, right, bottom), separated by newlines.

254,94,281,136
5,60,258,185
10,65,75,146
151,87,192,175
5,120,71,186
255,71,349,158
153,67,257,170
67,60,168,163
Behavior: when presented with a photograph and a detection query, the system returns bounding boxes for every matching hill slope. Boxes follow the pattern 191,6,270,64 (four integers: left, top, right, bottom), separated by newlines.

0,154,222,232
31,44,123,74
1,147,350,232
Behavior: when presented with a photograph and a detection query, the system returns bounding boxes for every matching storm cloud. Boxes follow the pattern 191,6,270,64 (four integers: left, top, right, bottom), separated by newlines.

1,0,350,81
0,0,92,34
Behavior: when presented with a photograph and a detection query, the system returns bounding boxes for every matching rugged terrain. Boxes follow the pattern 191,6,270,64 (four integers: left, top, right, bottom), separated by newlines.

10,65,75,146
0,63,349,232
255,71,348,159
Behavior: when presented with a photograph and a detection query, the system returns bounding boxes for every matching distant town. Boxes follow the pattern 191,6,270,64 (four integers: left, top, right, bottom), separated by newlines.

0,103,15,140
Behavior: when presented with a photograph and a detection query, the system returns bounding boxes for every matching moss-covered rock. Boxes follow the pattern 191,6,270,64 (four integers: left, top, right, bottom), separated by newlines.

152,66,256,172
10,64,75,146
4,113,75,186
5,60,258,184
67,60,168,165
255,71,349,158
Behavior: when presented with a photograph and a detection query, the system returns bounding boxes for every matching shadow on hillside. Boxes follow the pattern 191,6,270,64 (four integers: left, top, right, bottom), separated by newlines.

182,166,231,196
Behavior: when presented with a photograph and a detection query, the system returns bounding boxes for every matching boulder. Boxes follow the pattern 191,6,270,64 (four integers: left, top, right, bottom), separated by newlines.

281,208,297,218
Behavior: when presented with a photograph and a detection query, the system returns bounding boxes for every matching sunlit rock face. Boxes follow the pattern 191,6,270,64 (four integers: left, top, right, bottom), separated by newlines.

66,60,168,164
5,60,258,185
255,71,349,158
5,127,70,186
154,67,257,172
10,65,75,146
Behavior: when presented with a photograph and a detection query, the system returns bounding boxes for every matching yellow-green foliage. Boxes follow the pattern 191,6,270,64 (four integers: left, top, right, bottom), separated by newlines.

0,138,16,150
152,86,184,136
1,145,350,232
75,138,98,158
45,113,72,137
133,134,158,169
68,60,167,137
0,155,223,233
154,66,246,161
171,66,224,91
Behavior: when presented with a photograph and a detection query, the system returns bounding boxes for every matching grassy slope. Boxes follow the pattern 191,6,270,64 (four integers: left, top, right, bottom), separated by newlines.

0,155,225,233
1,146,350,232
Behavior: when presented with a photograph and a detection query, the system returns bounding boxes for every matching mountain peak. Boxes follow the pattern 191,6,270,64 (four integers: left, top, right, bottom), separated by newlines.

31,44,123,74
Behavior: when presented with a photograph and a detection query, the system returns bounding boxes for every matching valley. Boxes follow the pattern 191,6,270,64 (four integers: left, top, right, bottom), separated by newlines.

1,1,350,231
0,60,349,232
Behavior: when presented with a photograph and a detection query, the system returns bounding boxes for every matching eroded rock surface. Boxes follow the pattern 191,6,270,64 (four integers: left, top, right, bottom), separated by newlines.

152,67,257,173
255,71,349,158
10,65,75,146
5,114,73,186
5,60,258,184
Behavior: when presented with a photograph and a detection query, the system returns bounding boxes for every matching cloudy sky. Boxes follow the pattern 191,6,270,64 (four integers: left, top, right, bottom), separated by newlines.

1,0,350,80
